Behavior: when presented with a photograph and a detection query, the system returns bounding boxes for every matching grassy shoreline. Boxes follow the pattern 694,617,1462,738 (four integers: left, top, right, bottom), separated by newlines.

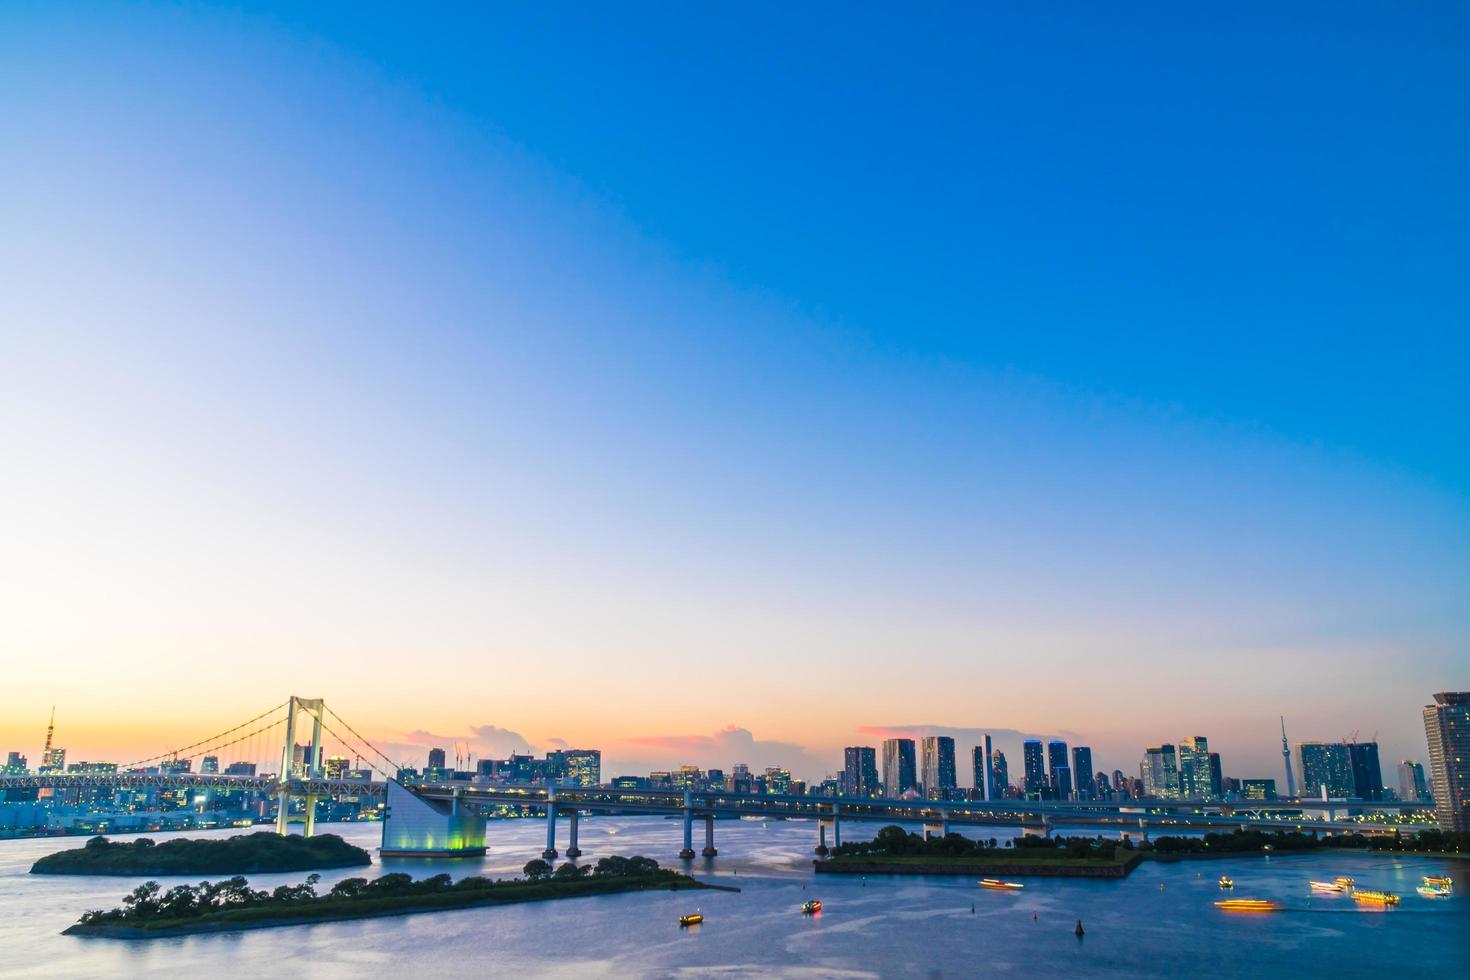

66,874,724,939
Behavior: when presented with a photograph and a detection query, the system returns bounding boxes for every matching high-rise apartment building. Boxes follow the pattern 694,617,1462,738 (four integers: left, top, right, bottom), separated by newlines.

1046,741,1070,799
1296,742,1354,799
990,751,1008,798
1022,740,1045,797
882,738,917,797
843,746,879,797
1177,737,1212,799
1070,746,1094,800
1397,760,1429,803
1141,744,1180,798
1423,691,1470,831
1208,752,1223,798
921,736,957,799
426,747,447,772
1344,742,1383,801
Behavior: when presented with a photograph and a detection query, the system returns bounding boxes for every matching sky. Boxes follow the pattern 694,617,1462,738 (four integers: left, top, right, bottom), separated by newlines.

1,2,1467,785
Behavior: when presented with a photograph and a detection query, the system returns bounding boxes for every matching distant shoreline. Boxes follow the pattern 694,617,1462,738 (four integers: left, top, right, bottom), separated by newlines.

815,852,1142,878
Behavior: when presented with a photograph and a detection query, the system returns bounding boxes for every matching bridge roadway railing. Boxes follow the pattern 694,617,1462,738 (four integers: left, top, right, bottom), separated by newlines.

0,772,386,797
402,782,1430,832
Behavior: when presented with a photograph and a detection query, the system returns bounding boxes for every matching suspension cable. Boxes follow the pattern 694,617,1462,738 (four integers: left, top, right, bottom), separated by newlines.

317,714,400,784
121,701,288,770
322,705,402,778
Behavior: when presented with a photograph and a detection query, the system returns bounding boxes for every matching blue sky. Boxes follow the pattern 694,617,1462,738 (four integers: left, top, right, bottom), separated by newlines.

1,2,1466,779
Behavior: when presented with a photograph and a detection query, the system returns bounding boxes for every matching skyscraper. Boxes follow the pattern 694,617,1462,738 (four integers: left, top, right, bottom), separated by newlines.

1296,742,1354,799
1022,740,1045,797
1047,740,1070,799
1422,691,1470,831
921,736,956,799
990,751,1008,798
980,734,994,800
1208,752,1223,798
1397,760,1428,803
843,746,879,797
1070,746,1094,800
882,738,917,798
1177,737,1211,799
1347,742,1383,801
1141,744,1180,798
427,747,447,772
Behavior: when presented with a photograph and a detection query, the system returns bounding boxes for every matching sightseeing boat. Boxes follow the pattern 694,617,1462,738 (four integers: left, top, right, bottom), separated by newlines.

1416,885,1450,899
1422,874,1452,888
1352,890,1399,906
1333,876,1355,887
1214,899,1281,912
1309,880,1347,894
801,899,822,914
978,878,1024,890
678,912,704,926
1217,876,1233,889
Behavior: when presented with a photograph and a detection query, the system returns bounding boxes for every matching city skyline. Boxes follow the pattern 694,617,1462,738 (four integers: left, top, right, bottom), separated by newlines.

3,6,1467,787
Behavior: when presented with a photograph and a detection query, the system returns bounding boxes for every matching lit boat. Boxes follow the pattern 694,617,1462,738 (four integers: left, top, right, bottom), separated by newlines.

1416,885,1450,899
1333,876,1355,887
1218,876,1234,889
1309,880,1347,893
978,878,1024,890
1422,875,1452,888
1352,890,1399,906
1214,899,1281,911
678,913,704,926
801,899,822,914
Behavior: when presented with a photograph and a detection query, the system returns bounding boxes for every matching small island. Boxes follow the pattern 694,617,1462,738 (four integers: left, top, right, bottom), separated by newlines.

32,832,372,876
65,855,717,938
815,826,1141,878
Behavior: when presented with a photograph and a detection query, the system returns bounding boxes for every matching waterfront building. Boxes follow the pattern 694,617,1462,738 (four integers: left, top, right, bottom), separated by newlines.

1347,742,1383,801
324,755,349,780
1094,771,1110,798
1070,746,1094,799
920,736,956,799
1397,760,1429,802
1177,737,1211,799
3,752,25,774
1423,691,1470,831
427,747,447,771
764,767,792,794
882,738,917,798
1111,768,1128,800
566,749,602,787
1296,742,1354,799
610,775,645,790
200,755,219,774
843,746,879,797
1241,778,1277,801
1022,740,1045,797
1208,752,1223,798
1141,744,1180,798
707,768,725,790
990,751,1008,799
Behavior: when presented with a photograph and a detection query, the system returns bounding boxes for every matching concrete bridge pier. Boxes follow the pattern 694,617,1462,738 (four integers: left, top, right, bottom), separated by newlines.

679,790,696,859
815,821,829,855
380,782,487,858
701,815,717,857
566,810,582,858
816,802,842,853
543,789,559,859
923,820,949,840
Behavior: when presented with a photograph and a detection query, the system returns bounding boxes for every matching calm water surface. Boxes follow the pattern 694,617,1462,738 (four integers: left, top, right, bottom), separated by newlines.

1,817,1465,978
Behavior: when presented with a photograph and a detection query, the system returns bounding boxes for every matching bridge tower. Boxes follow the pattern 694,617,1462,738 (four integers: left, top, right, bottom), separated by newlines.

276,697,326,836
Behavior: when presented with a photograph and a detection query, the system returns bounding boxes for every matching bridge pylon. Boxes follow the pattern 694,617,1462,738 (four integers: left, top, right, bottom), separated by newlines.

276,696,326,836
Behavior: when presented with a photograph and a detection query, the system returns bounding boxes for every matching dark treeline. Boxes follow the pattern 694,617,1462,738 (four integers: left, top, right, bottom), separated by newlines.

32,832,372,875
1145,828,1469,854
832,826,1126,861
76,854,690,930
